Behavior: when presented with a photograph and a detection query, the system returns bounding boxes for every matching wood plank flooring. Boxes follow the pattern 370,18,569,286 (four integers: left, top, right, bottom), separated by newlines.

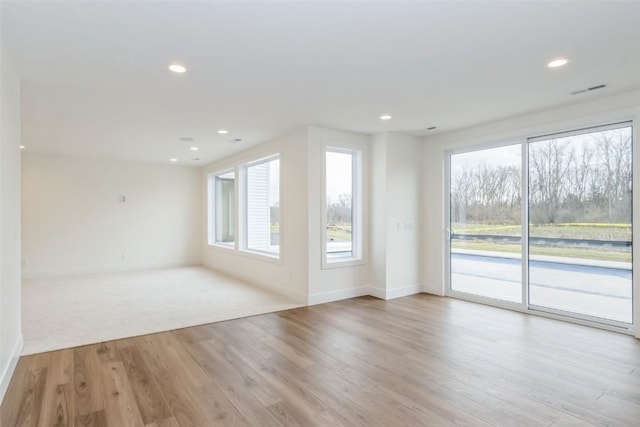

2,295,640,426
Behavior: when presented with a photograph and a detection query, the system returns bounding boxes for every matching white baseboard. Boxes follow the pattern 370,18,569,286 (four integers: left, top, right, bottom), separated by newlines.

308,286,371,305
385,283,424,300
422,282,445,296
204,264,308,305
22,260,202,279
0,334,23,405
367,284,424,300
368,286,387,299
309,284,426,304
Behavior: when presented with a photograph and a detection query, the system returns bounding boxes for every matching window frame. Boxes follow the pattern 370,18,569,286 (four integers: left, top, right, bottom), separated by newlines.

322,146,364,269
443,119,636,335
208,168,237,250
241,154,282,259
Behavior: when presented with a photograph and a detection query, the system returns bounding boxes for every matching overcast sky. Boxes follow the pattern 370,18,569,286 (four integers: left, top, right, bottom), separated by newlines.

326,151,352,202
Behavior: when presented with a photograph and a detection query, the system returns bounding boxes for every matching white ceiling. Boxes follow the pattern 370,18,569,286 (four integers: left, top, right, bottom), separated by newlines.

4,1,640,166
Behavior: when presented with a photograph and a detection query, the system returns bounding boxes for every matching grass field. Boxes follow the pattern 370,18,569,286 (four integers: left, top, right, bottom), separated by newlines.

453,223,631,241
327,224,352,242
452,222,632,262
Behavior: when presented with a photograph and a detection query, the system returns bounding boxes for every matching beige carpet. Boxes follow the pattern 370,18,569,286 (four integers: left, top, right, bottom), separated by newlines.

22,266,302,355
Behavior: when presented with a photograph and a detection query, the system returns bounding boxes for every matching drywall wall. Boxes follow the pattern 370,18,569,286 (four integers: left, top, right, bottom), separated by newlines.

420,90,640,338
0,31,23,403
384,133,422,292
202,128,310,303
201,126,424,305
307,126,371,304
22,154,202,277
369,132,422,298
370,134,387,294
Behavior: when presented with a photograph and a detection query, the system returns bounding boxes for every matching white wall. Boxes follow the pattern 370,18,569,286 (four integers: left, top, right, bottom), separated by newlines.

370,134,387,293
384,133,422,291
0,26,23,403
202,126,427,305
369,132,422,298
202,128,310,303
22,154,202,277
420,90,640,337
307,126,371,304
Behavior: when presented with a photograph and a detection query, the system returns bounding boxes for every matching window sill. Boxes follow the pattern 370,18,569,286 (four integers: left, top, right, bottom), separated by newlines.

322,257,365,270
239,249,283,264
207,244,282,264
208,243,236,251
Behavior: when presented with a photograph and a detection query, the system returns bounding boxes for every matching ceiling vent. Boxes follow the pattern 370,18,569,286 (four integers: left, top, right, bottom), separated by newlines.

571,84,607,95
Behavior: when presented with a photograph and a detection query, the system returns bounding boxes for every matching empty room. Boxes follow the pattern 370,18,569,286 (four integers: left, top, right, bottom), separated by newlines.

1,1,640,426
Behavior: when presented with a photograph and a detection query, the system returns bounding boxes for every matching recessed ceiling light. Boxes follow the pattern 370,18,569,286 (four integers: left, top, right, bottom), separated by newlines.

217,129,229,134
178,137,194,142
169,158,178,162
380,114,392,120
20,145,25,149
168,64,187,73
190,146,199,151
547,58,568,68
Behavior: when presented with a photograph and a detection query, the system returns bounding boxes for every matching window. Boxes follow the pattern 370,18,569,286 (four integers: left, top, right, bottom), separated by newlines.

244,156,280,256
211,170,235,246
324,147,362,266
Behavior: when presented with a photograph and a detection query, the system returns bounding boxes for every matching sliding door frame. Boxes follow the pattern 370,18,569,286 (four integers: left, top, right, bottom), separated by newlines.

445,138,527,313
526,121,634,331
444,119,637,336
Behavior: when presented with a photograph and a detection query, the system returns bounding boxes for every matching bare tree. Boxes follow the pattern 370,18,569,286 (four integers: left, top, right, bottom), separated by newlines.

451,164,520,225
327,193,352,225
451,126,632,228
593,128,632,222
529,140,573,224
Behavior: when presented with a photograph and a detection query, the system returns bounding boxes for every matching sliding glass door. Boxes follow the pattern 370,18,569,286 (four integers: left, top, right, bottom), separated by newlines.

449,144,522,303
447,122,634,329
528,124,633,324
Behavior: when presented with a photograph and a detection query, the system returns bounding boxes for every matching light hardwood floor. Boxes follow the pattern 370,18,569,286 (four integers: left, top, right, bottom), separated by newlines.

2,295,640,426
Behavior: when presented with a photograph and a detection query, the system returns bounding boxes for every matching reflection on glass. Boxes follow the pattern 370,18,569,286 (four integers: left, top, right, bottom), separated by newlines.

246,158,280,255
214,171,235,245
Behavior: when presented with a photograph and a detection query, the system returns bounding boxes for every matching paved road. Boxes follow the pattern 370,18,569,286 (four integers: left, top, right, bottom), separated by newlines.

451,252,633,323
452,252,632,299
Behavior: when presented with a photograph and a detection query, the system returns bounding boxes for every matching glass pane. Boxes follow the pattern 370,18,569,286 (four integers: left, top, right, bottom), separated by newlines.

528,125,632,323
326,151,353,259
246,158,280,255
214,171,235,245
450,144,522,303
